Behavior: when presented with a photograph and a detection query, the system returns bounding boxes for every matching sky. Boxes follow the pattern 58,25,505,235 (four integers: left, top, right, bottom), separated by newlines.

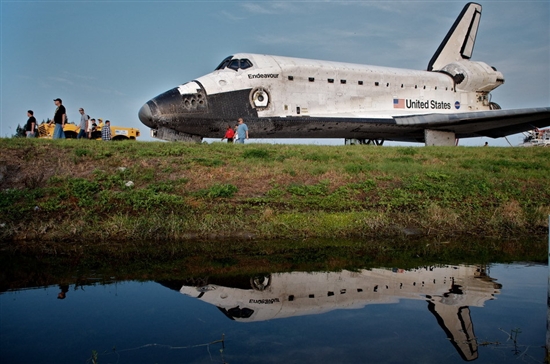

1,0,549,146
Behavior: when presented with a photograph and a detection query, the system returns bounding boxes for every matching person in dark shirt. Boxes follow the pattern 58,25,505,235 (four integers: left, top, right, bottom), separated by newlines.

51,98,66,139
88,118,96,139
25,110,36,138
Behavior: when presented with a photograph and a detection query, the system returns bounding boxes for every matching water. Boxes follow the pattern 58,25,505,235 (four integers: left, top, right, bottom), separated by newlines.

0,263,546,363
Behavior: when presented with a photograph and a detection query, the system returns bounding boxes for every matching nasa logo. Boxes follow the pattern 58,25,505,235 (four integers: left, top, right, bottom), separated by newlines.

455,101,461,110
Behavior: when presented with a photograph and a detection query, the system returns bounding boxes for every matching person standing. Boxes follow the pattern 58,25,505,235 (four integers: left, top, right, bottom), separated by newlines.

77,108,89,139
51,98,66,139
235,118,248,144
87,118,96,139
25,110,36,138
221,125,235,143
101,120,112,141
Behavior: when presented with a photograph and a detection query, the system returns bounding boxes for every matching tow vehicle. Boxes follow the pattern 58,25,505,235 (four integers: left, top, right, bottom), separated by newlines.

38,122,140,140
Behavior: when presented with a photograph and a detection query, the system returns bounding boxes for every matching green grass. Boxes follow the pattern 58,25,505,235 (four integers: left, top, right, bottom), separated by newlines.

0,138,549,245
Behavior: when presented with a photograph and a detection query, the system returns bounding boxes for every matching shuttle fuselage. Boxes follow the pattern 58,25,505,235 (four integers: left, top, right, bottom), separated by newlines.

138,3,549,145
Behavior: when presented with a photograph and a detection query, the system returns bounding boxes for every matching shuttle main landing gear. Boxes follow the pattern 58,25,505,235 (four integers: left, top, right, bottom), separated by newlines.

345,138,385,146
151,127,203,143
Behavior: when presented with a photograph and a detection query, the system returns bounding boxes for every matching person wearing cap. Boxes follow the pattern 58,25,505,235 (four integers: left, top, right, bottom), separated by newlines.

51,98,66,139
97,118,104,129
101,120,112,141
77,108,89,139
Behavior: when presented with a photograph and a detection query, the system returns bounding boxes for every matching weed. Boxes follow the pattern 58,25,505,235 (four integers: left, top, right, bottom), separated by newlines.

107,189,186,212
196,184,238,198
23,174,45,189
266,187,285,198
385,156,414,164
287,181,329,196
303,153,332,162
74,148,90,157
192,158,224,167
147,181,175,193
242,148,272,160
283,168,297,176
347,180,376,192
344,163,371,174
95,151,112,159
68,178,101,207
310,167,328,176
397,147,419,156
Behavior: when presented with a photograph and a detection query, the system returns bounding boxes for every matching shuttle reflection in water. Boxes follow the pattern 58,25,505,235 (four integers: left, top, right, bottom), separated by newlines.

177,265,501,361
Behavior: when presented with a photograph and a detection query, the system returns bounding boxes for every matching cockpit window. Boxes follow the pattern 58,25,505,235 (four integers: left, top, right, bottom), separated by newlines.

215,56,233,71
228,59,240,71
240,59,253,70
215,56,254,71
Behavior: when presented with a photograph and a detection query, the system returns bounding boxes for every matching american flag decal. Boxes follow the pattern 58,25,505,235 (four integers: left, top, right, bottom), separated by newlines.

393,98,405,108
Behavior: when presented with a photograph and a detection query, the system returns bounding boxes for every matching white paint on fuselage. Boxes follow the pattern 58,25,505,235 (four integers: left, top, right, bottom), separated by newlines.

179,265,498,322
186,53,497,120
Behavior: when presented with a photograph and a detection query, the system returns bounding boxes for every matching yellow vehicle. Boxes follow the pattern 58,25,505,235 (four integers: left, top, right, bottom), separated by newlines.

38,122,140,140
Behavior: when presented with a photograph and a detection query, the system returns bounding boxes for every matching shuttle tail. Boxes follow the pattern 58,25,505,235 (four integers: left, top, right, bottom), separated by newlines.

428,2,482,72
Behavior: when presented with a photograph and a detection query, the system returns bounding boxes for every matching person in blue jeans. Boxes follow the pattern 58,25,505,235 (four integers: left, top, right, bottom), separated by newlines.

51,98,66,139
77,108,89,139
235,118,249,144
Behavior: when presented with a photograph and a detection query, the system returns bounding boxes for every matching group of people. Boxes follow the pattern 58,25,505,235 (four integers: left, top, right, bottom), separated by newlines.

25,98,112,140
77,106,111,141
221,118,249,143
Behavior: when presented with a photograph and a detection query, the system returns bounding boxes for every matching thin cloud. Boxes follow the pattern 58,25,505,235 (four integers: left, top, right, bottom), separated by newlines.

61,71,96,81
218,10,246,22
48,76,74,86
240,2,296,15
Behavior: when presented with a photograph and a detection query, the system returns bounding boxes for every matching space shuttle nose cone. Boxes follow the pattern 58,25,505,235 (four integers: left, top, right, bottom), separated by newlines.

138,102,155,128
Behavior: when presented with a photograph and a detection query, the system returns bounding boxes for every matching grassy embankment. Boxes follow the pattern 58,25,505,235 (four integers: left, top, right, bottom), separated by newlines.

1,138,549,254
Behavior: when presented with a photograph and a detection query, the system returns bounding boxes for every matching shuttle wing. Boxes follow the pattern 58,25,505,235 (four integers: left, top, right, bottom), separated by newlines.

394,107,550,139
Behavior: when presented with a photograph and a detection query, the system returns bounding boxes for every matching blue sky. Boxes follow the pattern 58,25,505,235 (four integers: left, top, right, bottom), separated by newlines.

1,1,548,145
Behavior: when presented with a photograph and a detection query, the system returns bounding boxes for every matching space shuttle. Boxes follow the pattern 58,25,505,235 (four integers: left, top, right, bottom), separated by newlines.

138,3,550,146
166,265,501,361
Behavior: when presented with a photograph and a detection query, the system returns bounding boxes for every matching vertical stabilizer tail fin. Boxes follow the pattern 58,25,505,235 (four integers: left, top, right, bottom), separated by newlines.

428,2,482,72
